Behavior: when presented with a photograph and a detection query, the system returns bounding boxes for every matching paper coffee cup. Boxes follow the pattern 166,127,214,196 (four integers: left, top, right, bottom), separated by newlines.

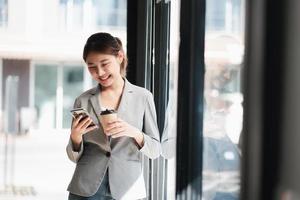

99,109,117,132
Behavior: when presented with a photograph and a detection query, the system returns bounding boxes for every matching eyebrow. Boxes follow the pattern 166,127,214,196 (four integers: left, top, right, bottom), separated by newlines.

87,59,110,66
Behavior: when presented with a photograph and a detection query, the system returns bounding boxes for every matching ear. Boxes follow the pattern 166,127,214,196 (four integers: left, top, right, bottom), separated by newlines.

117,51,124,64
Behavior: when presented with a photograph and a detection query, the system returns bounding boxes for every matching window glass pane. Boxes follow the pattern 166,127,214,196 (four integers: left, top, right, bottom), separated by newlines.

206,0,226,31
34,64,58,129
63,66,84,128
163,1,180,199
59,0,84,31
92,0,127,27
0,0,8,27
58,0,127,31
203,0,245,199
72,0,84,30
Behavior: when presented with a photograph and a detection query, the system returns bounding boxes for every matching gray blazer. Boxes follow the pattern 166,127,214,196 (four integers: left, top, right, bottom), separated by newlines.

66,79,161,200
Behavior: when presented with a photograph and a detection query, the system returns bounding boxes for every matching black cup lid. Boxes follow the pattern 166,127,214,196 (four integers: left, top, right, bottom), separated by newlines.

100,109,116,115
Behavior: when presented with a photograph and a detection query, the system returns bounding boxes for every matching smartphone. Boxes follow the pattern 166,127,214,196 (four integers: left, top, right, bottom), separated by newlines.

70,108,96,128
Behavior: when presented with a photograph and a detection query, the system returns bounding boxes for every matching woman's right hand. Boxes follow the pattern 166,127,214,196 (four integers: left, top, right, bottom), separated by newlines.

70,116,98,150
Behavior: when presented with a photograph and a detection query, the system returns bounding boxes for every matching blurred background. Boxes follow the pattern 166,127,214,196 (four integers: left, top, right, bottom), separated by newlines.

0,0,127,199
0,0,245,199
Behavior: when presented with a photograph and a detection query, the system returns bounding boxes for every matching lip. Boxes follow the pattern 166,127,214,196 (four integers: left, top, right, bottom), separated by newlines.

99,75,110,80
98,75,111,83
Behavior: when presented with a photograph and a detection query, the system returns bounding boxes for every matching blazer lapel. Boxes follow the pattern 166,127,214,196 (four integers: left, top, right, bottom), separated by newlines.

117,78,133,117
87,85,112,146
87,79,134,143
89,84,102,118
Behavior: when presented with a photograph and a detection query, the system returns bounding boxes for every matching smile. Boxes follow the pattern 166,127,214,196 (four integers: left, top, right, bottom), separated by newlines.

99,75,111,81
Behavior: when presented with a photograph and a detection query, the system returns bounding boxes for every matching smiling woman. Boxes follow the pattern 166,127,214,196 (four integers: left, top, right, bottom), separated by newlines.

66,32,161,200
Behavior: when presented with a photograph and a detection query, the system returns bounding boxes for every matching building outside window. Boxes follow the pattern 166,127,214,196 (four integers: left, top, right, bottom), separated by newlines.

62,65,84,129
59,0,84,31
0,0,8,27
34,64,58,129
93,0,127,27
0,0,127,199
34,63,85,130
59,0,127,31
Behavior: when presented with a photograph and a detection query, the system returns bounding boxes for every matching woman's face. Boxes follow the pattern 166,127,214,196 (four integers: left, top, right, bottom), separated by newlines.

85,51,123,88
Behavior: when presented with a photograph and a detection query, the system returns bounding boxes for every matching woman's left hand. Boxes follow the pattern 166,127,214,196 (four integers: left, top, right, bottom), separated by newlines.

105,118,144,147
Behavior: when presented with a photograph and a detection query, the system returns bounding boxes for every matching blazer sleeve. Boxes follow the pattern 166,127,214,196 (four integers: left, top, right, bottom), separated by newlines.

139,92,161,159
66,98,84,163
161,100,176,159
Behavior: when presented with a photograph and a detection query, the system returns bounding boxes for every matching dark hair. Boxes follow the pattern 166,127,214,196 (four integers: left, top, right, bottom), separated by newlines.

83,32,128,77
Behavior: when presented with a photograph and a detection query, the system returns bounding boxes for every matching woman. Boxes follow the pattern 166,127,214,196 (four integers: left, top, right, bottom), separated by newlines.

66,32,161,200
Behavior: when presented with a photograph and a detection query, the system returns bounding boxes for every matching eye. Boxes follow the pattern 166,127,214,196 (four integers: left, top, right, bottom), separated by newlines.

88,66,97,71
102,62,110,67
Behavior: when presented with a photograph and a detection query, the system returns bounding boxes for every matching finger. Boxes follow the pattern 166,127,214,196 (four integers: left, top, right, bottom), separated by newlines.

111,131,125,138
72,115,83,127
78,117,92,128
84,125,98,133
81,119,94,130
107,118,122,126
107,127,126,136
106,120,124,131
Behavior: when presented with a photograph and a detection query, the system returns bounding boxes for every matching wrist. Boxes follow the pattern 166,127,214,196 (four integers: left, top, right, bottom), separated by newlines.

134,131,144,148
70,135,82,152
71,133,82,145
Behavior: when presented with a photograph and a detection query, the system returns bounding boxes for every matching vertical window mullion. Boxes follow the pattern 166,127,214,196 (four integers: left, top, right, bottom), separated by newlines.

56,63,63,130
176,0,206,198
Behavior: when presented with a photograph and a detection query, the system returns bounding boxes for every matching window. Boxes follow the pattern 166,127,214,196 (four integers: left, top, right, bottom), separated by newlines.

63,66,84,128
59,0,84,31
34,63,85,130
0,0,8,27
92,0,127,27
59,0,127,31
206,0,243,33
34,64,58,129
203,0,245,199
206,0,226,31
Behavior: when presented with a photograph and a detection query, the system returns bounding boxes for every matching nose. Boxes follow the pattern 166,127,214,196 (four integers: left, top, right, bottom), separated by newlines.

97,65,105,76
